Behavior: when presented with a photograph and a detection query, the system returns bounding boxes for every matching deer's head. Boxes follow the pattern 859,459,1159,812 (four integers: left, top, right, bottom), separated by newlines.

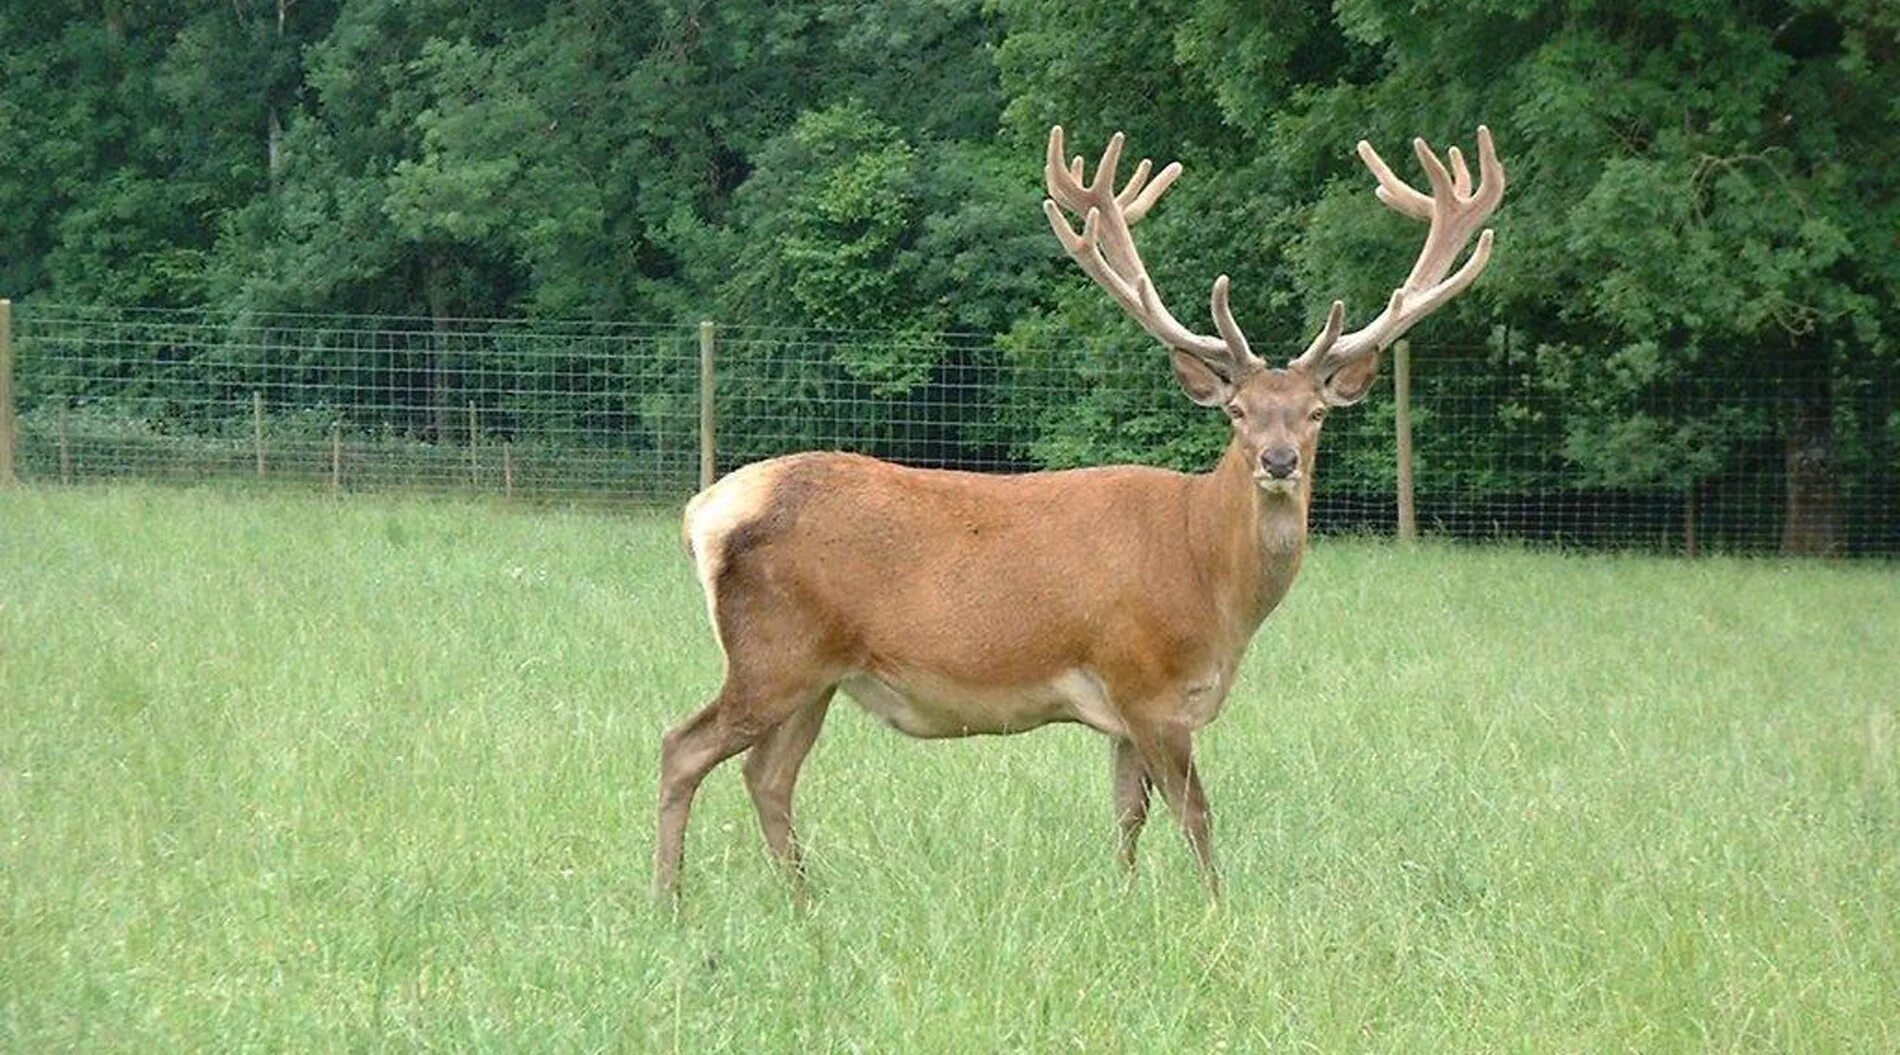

1043,126,1505,497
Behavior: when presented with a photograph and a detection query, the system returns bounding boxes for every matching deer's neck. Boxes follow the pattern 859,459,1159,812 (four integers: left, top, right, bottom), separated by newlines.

1190,436,1309,638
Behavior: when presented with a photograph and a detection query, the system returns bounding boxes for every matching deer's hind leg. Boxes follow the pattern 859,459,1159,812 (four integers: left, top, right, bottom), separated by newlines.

654,689,757,900
655,667,834,900
657,524,844,901
743,688,835,885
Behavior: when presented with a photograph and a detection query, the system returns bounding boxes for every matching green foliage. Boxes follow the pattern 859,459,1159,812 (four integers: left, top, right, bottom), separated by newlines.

725,104,927,336
2,0,1896,548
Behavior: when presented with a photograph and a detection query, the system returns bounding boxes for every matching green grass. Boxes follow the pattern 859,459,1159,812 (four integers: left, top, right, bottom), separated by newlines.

2,485,1896,1052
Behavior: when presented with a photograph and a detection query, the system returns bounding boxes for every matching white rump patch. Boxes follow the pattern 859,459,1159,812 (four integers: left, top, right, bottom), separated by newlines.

683,459,783,649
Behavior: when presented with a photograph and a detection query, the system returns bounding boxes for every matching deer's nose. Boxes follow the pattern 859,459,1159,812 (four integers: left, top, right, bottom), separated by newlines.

1260,447,1301,479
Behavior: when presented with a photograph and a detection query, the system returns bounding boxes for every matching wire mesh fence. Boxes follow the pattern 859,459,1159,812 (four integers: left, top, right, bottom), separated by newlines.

6,303,1896,556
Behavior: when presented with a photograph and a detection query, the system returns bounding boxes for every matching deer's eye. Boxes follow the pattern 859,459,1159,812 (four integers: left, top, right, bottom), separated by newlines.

1224,403,1244,421
1309,408,1328,423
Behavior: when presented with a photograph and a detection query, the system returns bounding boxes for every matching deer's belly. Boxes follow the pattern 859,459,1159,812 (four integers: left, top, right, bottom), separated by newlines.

840,668,1125,739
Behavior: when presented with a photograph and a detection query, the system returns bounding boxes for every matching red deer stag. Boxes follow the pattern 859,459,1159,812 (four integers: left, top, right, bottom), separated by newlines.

658,124,1504,897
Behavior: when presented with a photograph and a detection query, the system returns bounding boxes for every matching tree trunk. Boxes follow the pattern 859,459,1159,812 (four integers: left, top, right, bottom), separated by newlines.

267,0,286,191
1780,335,1842,557
267,106,284,191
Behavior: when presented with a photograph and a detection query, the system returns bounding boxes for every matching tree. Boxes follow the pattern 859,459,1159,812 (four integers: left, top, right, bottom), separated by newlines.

4,0,1892,551
1233,0,1897,553
1002,0,1898,552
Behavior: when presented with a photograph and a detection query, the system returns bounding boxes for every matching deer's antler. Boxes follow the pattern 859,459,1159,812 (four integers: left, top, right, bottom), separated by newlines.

1042,126,1264,380
1291,127,1504,375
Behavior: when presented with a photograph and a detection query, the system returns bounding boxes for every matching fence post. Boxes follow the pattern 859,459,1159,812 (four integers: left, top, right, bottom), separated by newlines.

698,320,716,491
1394,338,1416,542
252,390,266,479
0,298,15,487
330,421,343,493
1684,482,1700,558
502,441,515,498
59,400,72,484
467,401,479,489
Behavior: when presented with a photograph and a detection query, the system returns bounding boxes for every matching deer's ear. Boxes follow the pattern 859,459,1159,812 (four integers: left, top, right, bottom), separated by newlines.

1320,353,1381,407
1171,350,1233,407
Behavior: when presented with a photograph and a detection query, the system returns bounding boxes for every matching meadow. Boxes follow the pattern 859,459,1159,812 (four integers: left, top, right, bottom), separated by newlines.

2,485,1896,1052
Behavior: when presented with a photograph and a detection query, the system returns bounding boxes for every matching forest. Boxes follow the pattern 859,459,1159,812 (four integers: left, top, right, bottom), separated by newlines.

1,0,1895,553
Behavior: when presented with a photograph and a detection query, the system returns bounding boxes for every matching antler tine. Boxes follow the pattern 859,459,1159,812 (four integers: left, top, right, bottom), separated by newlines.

1116,158,1153,206
1042,125,1262,375
1044,125,1087,211
1294,126,1506,372
1122,160,1182,224
1210,275,1252,363
1089,132,1125,196
1447,145,1472,198
1355,140,1432,221
1413,137,1456,199
1298,301,1347,363
1474,125,1505,207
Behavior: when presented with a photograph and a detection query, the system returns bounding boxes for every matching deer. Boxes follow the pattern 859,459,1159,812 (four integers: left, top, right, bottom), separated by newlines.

657,123,1504,898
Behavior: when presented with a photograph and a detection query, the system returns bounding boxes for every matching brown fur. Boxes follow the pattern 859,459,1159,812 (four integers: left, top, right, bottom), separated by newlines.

656,368,1341,899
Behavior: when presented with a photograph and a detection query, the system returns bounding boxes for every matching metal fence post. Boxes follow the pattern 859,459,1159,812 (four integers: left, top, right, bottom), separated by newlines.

1394,339,1416,542
0,298,15,487
698,320,716,491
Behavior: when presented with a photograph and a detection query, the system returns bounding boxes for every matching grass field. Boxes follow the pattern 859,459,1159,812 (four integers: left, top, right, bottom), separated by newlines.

2,485,1896,1052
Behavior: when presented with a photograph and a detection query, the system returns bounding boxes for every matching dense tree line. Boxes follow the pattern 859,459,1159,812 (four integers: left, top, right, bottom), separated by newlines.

2,1,1894,552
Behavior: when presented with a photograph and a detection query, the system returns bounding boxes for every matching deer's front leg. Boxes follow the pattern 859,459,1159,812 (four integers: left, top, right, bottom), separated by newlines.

1125,717,1217,893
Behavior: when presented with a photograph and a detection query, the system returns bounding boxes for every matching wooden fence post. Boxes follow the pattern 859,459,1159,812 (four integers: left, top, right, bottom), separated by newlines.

59,400,72,484
252,390,266,479
0,299,15,487
1394,338,1416,542
330,422,343,493
502,441,515,498
467,401,479,488
1684,482,1700,559
698,320,716,491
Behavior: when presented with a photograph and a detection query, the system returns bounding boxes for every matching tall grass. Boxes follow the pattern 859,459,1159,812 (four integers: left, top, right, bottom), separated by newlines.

2,486,1895,1051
